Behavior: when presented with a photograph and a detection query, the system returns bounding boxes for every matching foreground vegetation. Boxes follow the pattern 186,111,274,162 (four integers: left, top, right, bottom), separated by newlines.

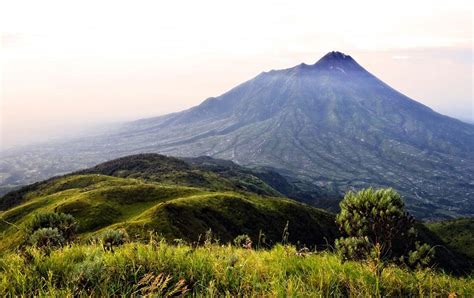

1,155,472,295
1,240,472,297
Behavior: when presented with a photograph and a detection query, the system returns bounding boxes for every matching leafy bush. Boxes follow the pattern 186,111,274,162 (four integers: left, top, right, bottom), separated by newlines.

335,188,432,267
101,229,129,251
233,234,252,249
335,236,371,261
73,255,106,289
407,242,434,269
27,212,78,242
28,228,65,249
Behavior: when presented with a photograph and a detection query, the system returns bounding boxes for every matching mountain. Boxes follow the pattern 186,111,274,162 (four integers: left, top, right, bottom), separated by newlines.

1,51,473,219
0,154,339,252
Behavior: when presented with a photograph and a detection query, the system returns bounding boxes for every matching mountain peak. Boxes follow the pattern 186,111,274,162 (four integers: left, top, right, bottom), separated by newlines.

312,51,363,72
320,51,351,60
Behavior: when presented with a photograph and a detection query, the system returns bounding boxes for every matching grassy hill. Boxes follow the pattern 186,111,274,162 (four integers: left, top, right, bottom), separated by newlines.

0,155,339,252
427,218,474,259
0,154,472,276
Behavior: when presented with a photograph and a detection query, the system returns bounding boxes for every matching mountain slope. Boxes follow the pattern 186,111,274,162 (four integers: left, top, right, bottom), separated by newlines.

0,155,339,252
427,218,474,260
1,154,471,274
0,154,335,212
1,51,473,219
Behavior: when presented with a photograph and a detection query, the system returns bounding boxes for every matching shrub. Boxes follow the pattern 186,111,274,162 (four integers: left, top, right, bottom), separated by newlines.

407,242,435,269
73,255,106,289
101,229,129,251
335,188,432,267
335,236,371,261
233,234,252,249
27,212,78,242
28,228,65,249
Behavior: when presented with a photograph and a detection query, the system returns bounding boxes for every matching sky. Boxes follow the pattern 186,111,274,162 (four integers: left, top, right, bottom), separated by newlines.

0,0,473,150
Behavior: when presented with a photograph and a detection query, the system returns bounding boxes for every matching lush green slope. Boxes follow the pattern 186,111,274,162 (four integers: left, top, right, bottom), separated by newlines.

427,218,474,259
0,171,338,252
0,154,282,211
1,154,336,211
0,154,471,275
1,242,472,296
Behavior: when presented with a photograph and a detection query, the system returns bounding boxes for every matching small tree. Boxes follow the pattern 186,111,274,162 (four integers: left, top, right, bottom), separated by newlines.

335,188,432,267
335,188,434,296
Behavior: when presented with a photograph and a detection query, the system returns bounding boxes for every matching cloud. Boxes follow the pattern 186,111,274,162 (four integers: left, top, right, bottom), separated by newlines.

0,33,26,48
392,55,411,60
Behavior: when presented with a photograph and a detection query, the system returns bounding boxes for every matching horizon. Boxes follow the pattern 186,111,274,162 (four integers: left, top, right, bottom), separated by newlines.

1,0,473,150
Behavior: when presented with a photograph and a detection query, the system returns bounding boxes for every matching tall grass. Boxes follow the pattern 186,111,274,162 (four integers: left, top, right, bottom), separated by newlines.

0,240,472,296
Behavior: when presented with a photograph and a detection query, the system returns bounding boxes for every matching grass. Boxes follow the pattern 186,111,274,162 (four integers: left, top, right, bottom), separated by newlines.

0,240,472,296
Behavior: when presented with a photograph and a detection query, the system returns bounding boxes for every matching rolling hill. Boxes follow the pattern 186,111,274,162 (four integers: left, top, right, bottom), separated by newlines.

0,154,339,253
1,51,473,220
1,154,471,274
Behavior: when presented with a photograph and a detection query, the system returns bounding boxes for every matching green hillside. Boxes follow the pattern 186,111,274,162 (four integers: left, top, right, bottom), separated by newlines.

0,154,473,295
0,171,337,252
0,154,471,276
0,154,283,211
427,218,474,259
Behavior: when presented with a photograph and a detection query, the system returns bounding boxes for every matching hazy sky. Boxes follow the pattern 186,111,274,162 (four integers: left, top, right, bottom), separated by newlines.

1,0,473,149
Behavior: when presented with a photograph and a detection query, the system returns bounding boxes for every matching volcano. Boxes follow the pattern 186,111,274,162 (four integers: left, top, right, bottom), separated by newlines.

2,51,473,219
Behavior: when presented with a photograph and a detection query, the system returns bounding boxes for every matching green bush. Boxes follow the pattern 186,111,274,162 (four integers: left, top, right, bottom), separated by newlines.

233,234,252,249
101,229,129,251
28,228,65,249
27,212,78,242
335,236,371,261
335,188,432,267
407,242,434,269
